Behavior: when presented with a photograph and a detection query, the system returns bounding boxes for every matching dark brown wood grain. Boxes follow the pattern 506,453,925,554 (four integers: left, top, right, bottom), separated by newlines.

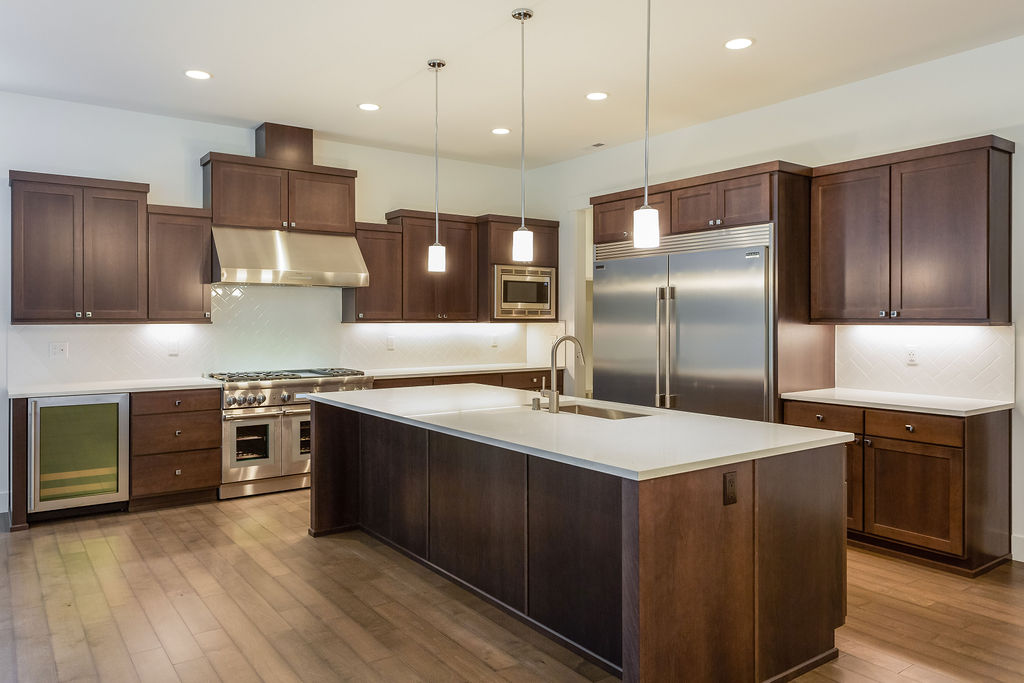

754,446,846,681
440,219,478,320
146,204,211,218
8,170,150,193
147,209,212,321
130,411,222,456
10,398,28,531
82,187,148,320
206,160,289,229
670,183,717,233
431,373,503,386
592,196,637,244
358,415,428,556
865,409,963,448
200,151,356,177
287,171,355,234
370,377,435,389
398,216,443,320
987,150,1012,323
479,220,559,268
255,122,314,165
527,456,621,666
847,437,865,531
783,401,864,433
718,173,771,226
963,410,1011,569
501,369,562,392
309,403,360,535
428,434,526,610
810,166,891,321
810,135,1014,177
353,227,403,320
129,448,221,498
474,213,560,229
385,208,475,223
131,389,221,416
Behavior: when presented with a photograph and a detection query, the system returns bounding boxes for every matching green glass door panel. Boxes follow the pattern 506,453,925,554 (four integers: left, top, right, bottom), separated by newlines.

39,403,120,501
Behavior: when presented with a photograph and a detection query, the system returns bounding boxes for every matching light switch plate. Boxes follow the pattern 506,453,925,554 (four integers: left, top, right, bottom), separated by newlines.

386,335,396,351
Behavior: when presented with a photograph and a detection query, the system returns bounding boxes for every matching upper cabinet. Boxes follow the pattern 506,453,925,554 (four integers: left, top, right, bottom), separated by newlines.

593,192,670,245
477,215,559,268
147,205,212,322
11,172,148,323
671,174,771,233
202,152,356,234
810,137,1013,323
350,223,403,321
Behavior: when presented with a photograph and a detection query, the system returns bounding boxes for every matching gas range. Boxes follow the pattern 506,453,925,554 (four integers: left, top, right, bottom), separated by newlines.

209,368,373,409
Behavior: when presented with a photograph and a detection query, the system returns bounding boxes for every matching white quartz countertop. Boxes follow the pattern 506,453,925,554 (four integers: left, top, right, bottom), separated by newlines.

780,388,1014,417
8,377,222,399
367,363,561,379
306,384,852,480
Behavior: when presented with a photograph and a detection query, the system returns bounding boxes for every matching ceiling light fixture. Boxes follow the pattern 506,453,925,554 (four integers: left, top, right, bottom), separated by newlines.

633,0,659,249
511,8,534,263
586,92,608,101
725,37,753,50
358,103,381,111
492,127,511,135
427,59,447,273
184,70,211,80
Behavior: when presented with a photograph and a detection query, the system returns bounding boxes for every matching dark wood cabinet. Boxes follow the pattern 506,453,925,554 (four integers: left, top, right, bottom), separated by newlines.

11,172,150,324
371,369,562,391
399,217,443,320
429,434,526,610
207,160,288,229
351,224,403,321
477,215,559,268
147,206,212,322
670,184,717,233
810,137,1012,323
846,437,865,531
671,174,770,233
288,171,355,234
443,220,478,320
593,192,669,244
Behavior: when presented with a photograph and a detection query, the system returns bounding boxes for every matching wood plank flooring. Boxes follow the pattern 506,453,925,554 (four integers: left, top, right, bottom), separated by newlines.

1,489,1021,682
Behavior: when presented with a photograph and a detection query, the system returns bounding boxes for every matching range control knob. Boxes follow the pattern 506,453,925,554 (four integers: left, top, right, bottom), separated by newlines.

225,395,237,406
256,394,266,404
246,395,256,405
280,392,291,402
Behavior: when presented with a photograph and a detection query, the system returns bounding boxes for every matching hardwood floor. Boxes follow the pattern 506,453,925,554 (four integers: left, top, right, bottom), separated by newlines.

1,490,1021,682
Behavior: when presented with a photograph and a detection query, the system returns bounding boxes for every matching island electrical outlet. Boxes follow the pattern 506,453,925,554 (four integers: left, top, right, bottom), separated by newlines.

723,471,738,506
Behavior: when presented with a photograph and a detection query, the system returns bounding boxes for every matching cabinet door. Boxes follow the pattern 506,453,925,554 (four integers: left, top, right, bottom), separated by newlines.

847,437,864,531
11,182,83,322
671,184,717,233
530,225,559,268
83,188,147,320
401,218,442,320
359,416,428,556
810,167,890,320
148,213,211,321
354,229,403,320
287,171,355,234
864,436,964,556
718,174,771,227
593,197,637,243
210,161,288,229
891,150,989,320
441,220,478,320
486,223,559,268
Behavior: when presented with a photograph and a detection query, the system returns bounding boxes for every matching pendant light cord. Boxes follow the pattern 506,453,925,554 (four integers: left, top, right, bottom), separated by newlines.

434,64,440,244
643,0,651,207
520,14,526,229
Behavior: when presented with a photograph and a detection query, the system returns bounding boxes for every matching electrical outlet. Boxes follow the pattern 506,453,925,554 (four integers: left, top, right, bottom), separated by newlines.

49,341,69,360
167,338,179,357
386,335,396,351
723,471,738,506
490,335,498,348
905,346,919,366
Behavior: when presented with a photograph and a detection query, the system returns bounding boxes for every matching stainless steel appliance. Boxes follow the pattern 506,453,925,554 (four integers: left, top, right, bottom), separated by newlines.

211,227,369,288
593,225,774,421
212,368,372,498
27,393,130,512
493,264,556,319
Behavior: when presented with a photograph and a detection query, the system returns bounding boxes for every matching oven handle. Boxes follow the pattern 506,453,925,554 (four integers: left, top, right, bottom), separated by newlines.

223,410,285,421
282,408,311,417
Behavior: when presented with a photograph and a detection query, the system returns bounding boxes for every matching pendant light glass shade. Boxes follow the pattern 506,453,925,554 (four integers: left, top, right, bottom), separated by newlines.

427,242,446,272
511,8,534,262
633,206,660,248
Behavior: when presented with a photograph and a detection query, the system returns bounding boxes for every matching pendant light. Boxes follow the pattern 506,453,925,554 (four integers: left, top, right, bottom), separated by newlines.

511,8,534,262
427,58,447,272
632,0,659,249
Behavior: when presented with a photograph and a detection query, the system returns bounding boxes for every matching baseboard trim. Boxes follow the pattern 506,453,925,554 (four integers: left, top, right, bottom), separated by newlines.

763,647,839,683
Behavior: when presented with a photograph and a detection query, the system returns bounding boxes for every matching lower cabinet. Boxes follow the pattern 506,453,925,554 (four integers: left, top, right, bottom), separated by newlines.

370,369,563,391
846,437,864,531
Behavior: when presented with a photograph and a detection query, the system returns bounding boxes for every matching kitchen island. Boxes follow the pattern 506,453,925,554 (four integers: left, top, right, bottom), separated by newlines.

307,384,853,682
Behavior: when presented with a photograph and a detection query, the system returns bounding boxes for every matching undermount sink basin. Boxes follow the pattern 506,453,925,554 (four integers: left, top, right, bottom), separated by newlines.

528,403,648,420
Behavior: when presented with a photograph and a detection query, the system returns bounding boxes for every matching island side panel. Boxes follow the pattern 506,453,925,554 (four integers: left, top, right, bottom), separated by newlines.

428,433,527,611
10,398,29,531
359,414,429,557
964,410,1011,568
309,403,360,536
528,456,622,667
754,445,845,682
623,462,755,683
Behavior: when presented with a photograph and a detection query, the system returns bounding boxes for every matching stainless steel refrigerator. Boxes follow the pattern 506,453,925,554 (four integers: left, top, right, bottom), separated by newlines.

593,225,775,421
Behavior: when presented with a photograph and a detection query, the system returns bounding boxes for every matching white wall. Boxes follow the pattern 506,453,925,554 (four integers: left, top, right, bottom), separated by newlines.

528,35,1024,559
0,90,541,516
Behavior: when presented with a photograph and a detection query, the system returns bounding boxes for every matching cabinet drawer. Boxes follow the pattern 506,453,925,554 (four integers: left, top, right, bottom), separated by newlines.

433,373,503,387
131,411,222,455
132,389,221,416
372,377,435,389
865,410,963,447
783,401,863,433
502,371,549,390
131,448,221,498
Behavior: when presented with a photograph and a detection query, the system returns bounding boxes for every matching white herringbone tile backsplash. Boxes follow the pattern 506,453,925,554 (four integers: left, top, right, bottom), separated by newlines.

835,325,1015,400
6,286,565,386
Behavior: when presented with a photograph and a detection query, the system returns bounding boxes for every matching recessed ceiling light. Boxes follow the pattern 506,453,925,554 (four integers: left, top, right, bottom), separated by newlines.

184,69,212,80
586,92,608,101
725,38,753,50
492,128,511,135
358,103,381,111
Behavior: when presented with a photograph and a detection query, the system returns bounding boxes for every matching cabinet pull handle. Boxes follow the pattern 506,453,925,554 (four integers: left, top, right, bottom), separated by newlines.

815,414,824,422
890,310,900,318
715,219,723,225
205,312,211,318
905,424,915,433
878,310,887,318
175,430,182,436
175,400,182,406
864,439,873,447
290,222,296,228
175,469,182,476
708,220,715,226
532,377,538,383
85,312,92,318
854,436,862,445
282,221,288,227
443,313,448,319
358,313,364,319
75,311,83,318
622,231,629,238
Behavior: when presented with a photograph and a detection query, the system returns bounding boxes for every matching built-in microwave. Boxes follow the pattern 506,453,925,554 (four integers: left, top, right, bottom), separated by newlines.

493,264,556,320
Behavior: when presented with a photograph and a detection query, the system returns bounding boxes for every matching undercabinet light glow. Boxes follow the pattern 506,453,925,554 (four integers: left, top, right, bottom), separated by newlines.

492,127,511,135
633,206,660,248
358,103,381,111
725,38,753,50
427,243,446,272
586,92,608,101
184,69,212,80
512,228,534,262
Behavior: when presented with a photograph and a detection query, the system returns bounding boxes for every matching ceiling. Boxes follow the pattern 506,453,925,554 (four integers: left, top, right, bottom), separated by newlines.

3,0,1024,168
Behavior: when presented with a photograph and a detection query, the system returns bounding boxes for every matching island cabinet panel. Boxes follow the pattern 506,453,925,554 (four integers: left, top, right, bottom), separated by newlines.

754,446,846,682
527,457,622,666
358,415,428,556
622,462,755,683
309,404,360,535
428,434,526,610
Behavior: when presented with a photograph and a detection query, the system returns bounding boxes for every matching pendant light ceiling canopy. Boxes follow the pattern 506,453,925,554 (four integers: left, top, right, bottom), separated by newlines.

511,7,534,263
633,0,659,249
427,58,447,273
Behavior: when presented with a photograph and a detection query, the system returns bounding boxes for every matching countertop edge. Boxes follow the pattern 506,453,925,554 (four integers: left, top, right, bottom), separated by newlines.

9,378,222,399
781,390,1014,417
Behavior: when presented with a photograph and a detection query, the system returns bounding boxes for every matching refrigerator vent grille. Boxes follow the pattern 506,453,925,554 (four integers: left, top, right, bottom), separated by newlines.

595,223,772,261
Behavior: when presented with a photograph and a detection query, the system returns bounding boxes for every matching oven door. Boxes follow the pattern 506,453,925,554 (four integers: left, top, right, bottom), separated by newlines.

494,265,556,319
280,407,312,476
222,408,284,483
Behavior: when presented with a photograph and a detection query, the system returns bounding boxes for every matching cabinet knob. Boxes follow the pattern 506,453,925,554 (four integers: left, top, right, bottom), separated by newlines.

890,310,900,318
85,312,92,318
879,310,887,318
815,414,824,422
622,231,628,238
532,377,538,383
175,430,182,436
854,436,862,445
174,400,182,406
443,313,448,319
290,222,296,228
75,312,82,318
437,313,442,319
205,312,211,318
175,469,182,476
864,439,873,447
708,220,715,226
905,424,915,433
715,219,723,225
358,313,364,319
282,221,288,228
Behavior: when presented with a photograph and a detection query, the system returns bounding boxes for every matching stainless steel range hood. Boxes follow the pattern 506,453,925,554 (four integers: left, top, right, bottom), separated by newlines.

212,227,369,287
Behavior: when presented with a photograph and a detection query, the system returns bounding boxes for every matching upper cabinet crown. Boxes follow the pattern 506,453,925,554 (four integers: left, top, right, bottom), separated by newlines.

810,136,1013,323
201,152,357,235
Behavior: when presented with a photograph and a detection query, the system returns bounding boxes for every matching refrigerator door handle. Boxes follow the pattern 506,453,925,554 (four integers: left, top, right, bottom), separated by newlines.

655,286,664,407
665,286,676,409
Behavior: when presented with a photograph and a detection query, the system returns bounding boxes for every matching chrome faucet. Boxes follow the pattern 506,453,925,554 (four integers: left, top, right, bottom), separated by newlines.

549,335,586,413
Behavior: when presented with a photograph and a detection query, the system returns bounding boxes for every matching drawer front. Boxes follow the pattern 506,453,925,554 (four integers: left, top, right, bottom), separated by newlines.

502,370,550,390
865,410,963,447
783,401,863,433
131,411,222,455
372,377,435,389
131,449,222,498
132,389,221,416
433,373,503,387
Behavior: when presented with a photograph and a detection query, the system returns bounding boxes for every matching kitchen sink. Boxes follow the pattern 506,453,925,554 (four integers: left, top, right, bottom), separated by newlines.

527,403,648,420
